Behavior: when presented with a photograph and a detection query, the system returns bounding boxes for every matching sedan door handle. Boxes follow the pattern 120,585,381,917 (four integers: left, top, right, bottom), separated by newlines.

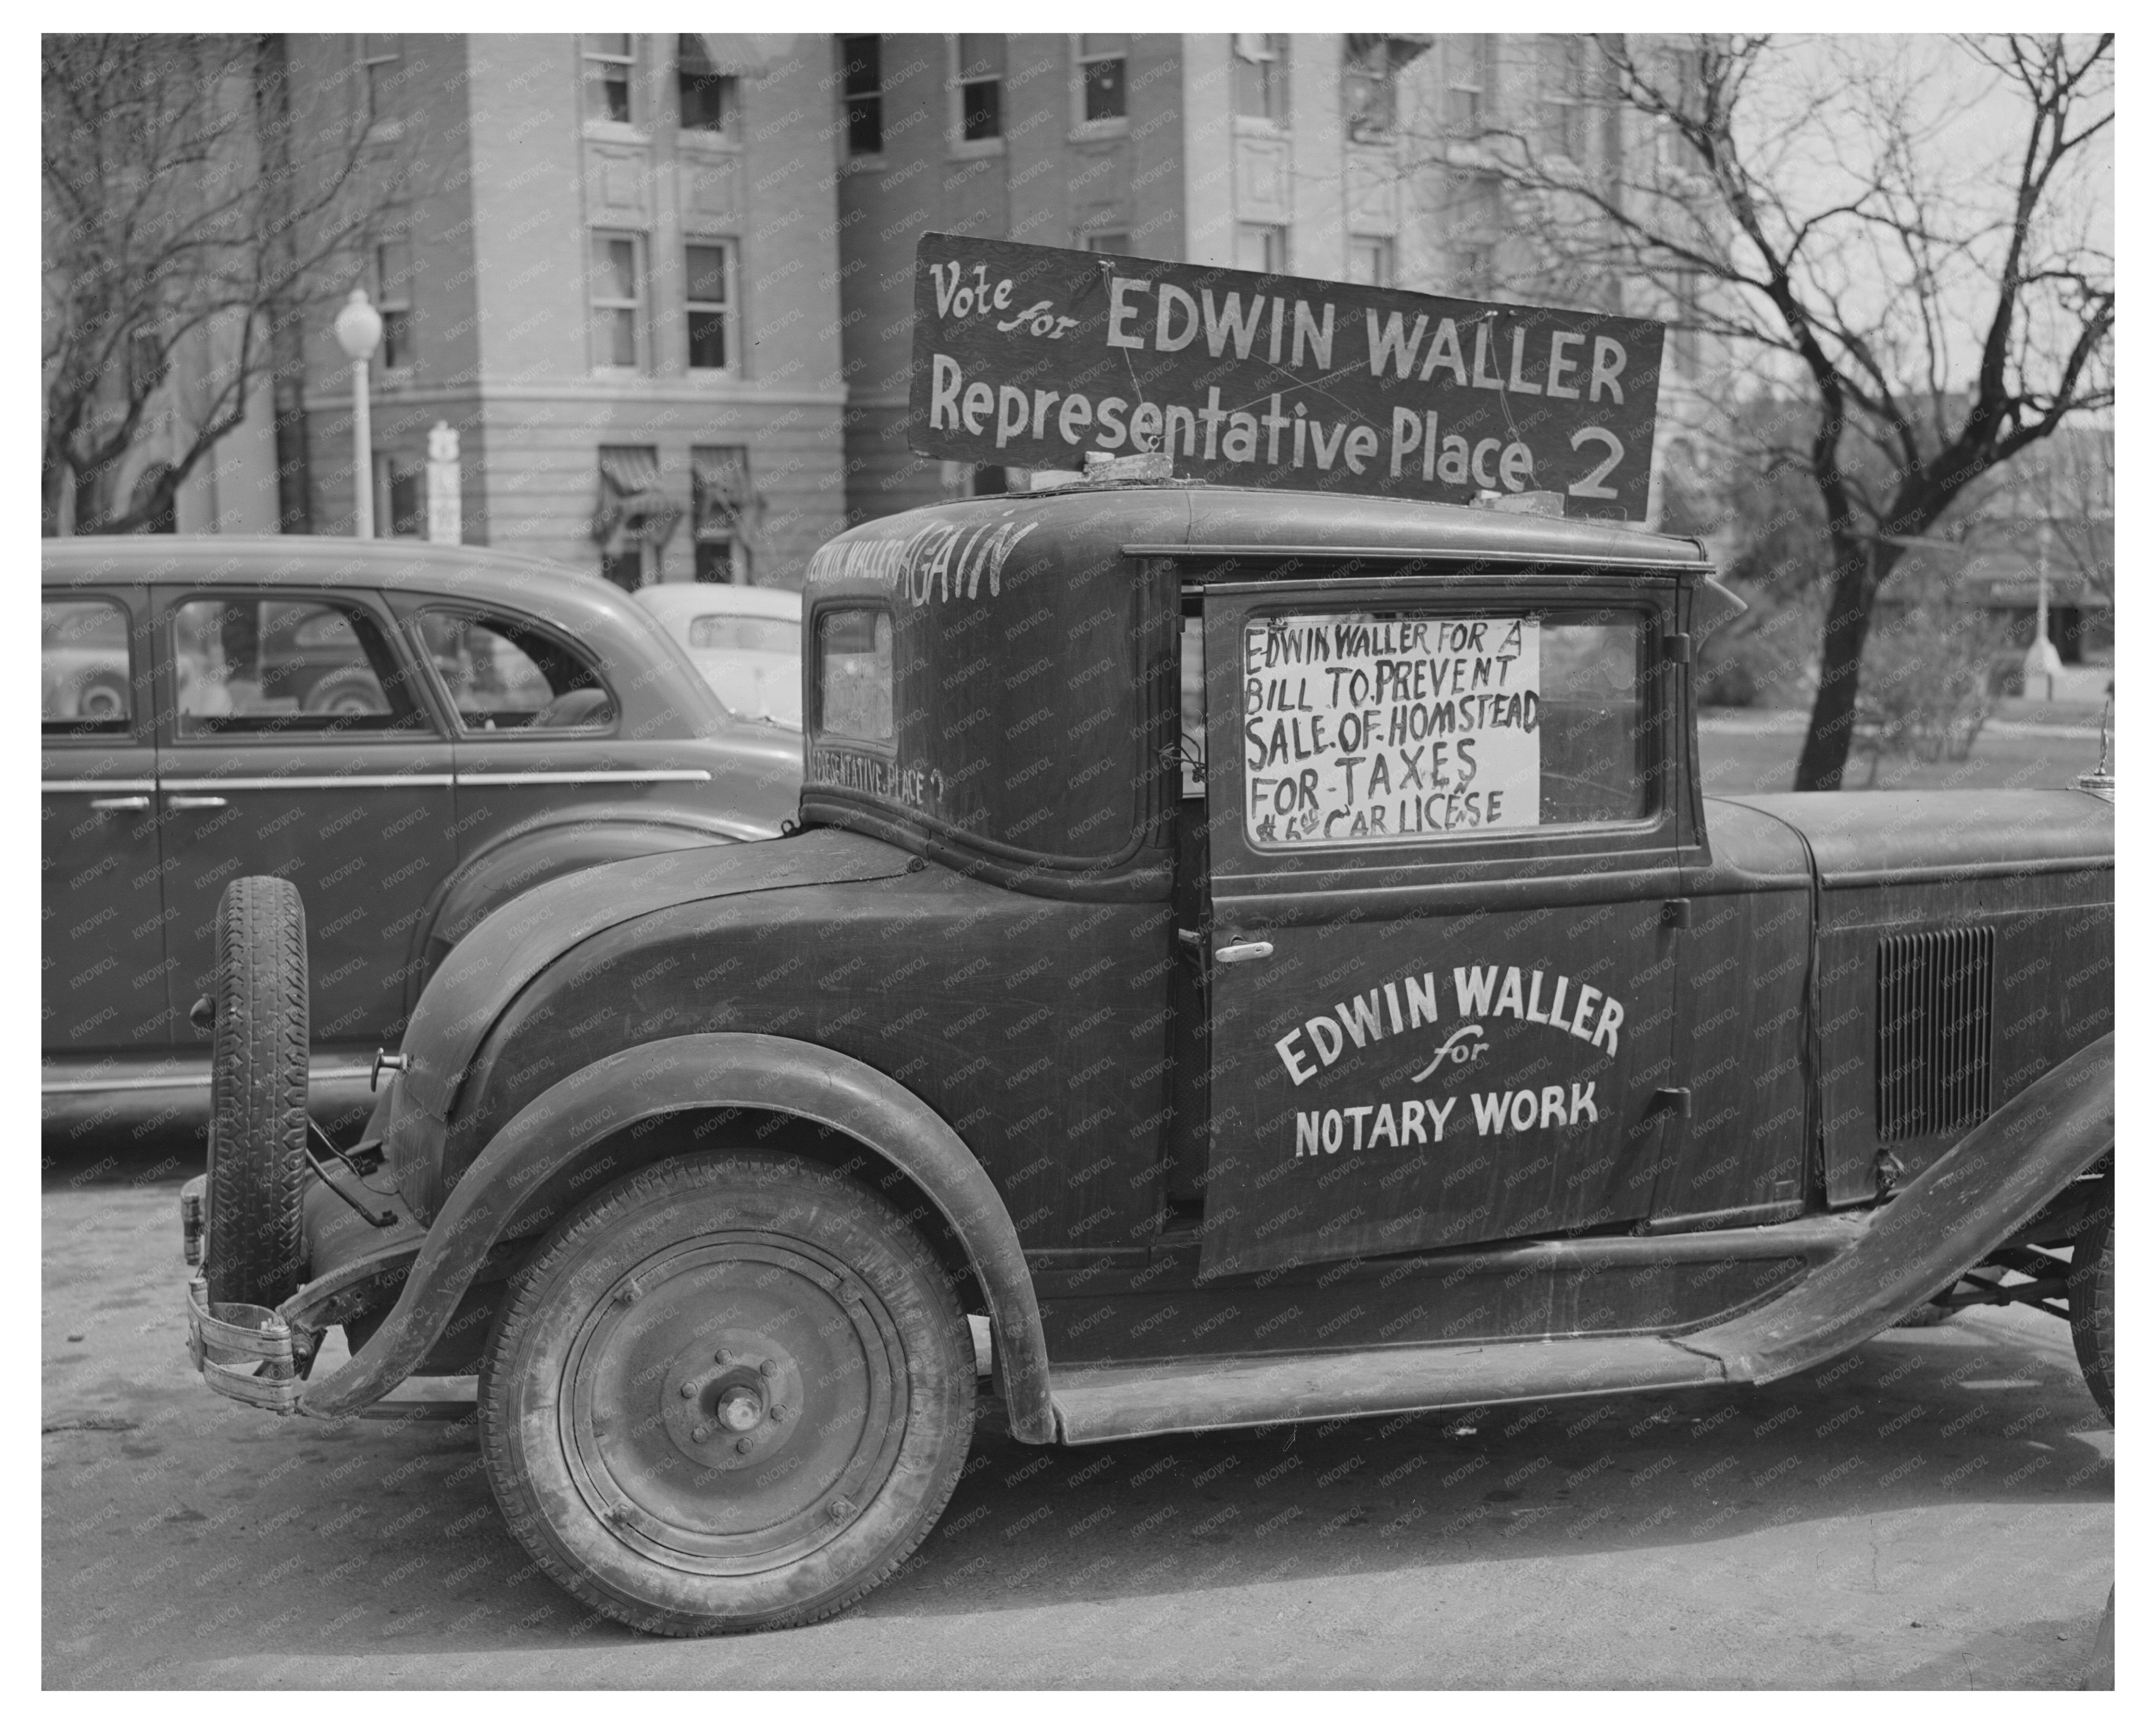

165,794,229,810
88,796,150,812
1213,940,1275,964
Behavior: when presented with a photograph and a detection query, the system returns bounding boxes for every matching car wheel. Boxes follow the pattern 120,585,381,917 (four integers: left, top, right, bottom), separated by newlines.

2069,1197,2113,1422
204,876,311,1309
478,1152,975,1635
303,666,387,716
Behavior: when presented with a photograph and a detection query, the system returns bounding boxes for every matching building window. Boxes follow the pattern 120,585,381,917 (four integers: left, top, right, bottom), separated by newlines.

1076,35,1127,126
1540,35,1590,162
1343,37,1396,141
1445,35,1493,132
377,455,425,538
841,35,882,156
1236,224,1287,276
677,35,735,136
594,446,679,589
361,34,401,126
1082,230,1129,255
692,445,752,583
1444,175,1501,297
1348,236,1394,288
1233,35,1287,126
684,242,736,372
583,34,635,126
589,232,644,371
375,239,415,369
955,35,1003,144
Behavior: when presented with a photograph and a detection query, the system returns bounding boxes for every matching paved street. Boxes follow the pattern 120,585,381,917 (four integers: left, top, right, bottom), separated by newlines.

45,1134,2111,1689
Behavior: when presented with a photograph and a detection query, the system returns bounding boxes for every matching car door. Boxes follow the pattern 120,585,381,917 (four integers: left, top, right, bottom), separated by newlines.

398,599,711,844
42,586,169,1057
1195,571,1690,1281
153,585,455,1053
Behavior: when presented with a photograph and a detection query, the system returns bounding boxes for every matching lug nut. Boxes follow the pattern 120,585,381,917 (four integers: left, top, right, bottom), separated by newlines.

769,1405,786,1423
735,1437,752,1455
692,1426,710,1443
828,1497,854,1521
714,1349,729,1364
758,1359,777,1379
679,1382,696,1399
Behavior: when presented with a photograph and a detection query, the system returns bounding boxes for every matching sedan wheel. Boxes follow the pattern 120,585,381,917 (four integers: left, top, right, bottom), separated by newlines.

479,1153,975,1635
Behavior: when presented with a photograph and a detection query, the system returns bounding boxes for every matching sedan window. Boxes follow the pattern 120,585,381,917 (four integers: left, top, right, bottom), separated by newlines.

42,599,133,735
414,610,617,732
171,597,428,738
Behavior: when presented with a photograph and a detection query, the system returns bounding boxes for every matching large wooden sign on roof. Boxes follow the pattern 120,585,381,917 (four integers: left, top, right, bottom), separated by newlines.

908,233,1668,522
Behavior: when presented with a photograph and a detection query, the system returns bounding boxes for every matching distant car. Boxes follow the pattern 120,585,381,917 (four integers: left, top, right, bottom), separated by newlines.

633,583,802,728
42,536,802,1128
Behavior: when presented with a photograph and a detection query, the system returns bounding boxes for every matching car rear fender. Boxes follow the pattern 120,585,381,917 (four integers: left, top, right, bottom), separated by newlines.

297,1033,1054,1441
1689,1033,2113,1384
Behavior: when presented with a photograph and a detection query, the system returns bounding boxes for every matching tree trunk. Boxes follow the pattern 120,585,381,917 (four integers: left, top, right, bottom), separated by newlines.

1793,537,1885,791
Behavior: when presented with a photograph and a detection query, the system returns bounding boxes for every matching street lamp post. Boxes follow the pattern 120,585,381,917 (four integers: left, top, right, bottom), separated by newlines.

333,288,384,538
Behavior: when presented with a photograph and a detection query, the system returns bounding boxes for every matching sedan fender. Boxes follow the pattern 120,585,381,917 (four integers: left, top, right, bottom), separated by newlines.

299,1033,1055,1441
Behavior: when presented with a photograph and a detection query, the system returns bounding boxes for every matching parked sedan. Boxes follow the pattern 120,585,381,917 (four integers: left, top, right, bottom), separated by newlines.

42,537,802,1129
633,583,802,728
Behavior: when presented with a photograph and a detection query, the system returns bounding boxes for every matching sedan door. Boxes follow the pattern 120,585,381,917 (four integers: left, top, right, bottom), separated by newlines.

41,587,170,1058
153,586,456,1053
1195,575,1689,1281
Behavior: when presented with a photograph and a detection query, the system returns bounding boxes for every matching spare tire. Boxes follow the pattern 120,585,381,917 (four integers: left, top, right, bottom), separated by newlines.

203,875,310,1309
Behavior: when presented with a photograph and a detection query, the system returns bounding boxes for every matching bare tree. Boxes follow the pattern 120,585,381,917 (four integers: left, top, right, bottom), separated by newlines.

42,34,419,536
1412,34,2113,789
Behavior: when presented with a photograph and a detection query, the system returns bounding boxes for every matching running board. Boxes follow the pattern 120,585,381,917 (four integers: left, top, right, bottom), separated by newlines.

1049,1334,1729,1445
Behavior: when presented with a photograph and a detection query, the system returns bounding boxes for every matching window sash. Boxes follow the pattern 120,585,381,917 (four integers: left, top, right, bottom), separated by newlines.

584,35,634,125
590,234,643,369
685,243,734,371
1077,37,1127,123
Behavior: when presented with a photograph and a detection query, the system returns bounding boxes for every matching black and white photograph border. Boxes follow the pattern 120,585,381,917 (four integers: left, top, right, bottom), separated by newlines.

28,0,2127,1695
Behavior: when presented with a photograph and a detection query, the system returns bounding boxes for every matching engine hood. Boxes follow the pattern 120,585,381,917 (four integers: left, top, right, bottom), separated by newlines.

1711,789,2112,885
396,829,913,1122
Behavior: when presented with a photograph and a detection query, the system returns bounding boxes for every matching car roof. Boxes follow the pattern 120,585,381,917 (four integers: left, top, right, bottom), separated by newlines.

898,480,1711,568
39,534,626,604
634,584,802,621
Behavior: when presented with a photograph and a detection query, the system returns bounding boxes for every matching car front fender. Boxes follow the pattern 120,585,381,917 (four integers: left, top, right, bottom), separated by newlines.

299,1033,1056,1443
1692,1033,2113,1384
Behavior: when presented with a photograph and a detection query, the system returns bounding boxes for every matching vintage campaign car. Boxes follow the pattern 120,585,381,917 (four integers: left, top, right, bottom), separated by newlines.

180,482,2113,1636
42,537,800,1128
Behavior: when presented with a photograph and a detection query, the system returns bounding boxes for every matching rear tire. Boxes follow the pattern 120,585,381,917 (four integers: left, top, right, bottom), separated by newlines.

2069,1199,2113,1423
203,876,310,1309
478,1153,974,1635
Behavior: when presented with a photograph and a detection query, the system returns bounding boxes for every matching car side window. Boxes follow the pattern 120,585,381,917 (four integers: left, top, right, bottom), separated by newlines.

414,610,617,732
1179,611,1205,800
171,596,428,739
1240,609,1648,848
42,598,134,736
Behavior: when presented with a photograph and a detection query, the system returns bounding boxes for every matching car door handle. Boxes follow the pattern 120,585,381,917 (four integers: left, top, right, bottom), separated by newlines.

88,796,150,812
165,794,229,810
1213,940,1275,964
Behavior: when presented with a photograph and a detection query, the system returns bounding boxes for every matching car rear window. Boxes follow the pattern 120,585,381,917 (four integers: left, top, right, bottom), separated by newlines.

688,616,796,654
815,608,892,742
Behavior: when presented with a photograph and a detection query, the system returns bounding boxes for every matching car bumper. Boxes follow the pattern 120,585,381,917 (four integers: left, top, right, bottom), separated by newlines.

179,1175,302,1414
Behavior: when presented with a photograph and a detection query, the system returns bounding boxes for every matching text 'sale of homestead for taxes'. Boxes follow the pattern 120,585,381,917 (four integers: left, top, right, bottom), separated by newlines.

907,233,1668,520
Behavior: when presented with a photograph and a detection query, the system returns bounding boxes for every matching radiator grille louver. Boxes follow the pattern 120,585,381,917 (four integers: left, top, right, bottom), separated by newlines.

1876,927,1995,1141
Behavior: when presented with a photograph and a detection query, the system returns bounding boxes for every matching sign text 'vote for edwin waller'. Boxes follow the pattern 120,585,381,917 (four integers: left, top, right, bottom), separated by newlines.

908,233,1668,521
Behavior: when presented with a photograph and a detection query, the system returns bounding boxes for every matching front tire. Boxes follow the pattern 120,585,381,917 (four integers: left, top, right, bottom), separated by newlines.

479,1153,975,1635
203,876,310,1308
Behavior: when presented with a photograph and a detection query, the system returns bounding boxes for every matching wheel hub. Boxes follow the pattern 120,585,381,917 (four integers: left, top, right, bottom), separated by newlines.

655,1326,805,1473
